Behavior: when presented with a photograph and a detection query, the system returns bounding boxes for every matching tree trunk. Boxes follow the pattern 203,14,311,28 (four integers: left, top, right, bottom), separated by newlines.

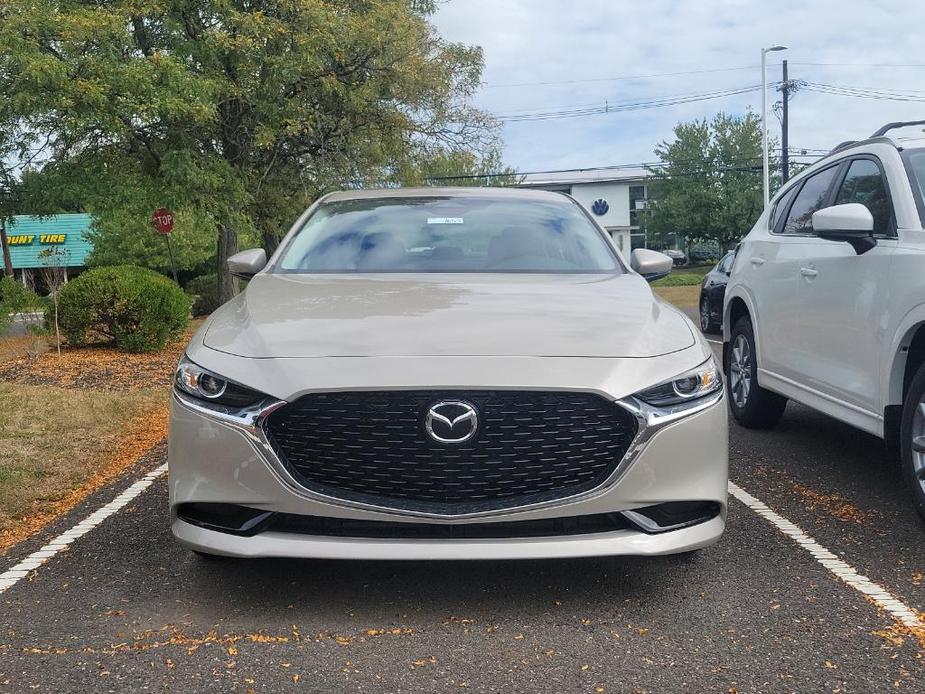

0,219,13,277
261,229,280,258
53,292,61,357
216,223,238,303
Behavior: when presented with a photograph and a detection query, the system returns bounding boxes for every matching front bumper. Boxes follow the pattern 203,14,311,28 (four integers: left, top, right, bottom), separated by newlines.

168,370,728,559
172,514,725,560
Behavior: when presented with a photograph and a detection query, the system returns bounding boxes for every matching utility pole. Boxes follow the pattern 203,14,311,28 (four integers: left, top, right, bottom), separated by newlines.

781,60,790,184
0,218,13,278
761,45,787,207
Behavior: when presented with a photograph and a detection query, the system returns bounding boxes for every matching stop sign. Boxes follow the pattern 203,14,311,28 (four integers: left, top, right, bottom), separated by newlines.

151,208,174,234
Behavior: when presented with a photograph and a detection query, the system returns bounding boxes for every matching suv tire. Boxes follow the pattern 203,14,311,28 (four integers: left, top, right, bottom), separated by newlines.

700,297,720,334
899,363,925,522
726,316,787,429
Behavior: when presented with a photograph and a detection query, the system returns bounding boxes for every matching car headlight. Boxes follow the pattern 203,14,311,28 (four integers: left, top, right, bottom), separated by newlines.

634,356,722,407
174,356,265,408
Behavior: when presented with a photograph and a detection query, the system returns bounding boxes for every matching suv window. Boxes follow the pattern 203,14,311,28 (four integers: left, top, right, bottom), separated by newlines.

782,166,840,235
770,185,799,231
717,252,734,274
905,148,925,227
834,158,892,234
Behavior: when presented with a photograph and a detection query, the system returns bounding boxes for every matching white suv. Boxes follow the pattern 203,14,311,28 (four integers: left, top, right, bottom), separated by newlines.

723,120,925,520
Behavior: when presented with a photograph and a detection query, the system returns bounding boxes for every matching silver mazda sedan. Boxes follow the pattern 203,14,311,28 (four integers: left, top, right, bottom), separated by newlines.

169,187,727,559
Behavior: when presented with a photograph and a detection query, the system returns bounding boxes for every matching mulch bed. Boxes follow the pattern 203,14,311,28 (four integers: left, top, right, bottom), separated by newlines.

0,334,190,392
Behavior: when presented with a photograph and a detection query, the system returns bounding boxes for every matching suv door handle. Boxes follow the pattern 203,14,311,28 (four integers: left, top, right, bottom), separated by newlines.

750,258,765,266
800,267,818,278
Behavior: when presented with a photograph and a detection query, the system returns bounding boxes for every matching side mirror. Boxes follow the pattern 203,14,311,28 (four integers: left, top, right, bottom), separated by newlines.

631,248,673,282
227,248,267,279
812,204,877,255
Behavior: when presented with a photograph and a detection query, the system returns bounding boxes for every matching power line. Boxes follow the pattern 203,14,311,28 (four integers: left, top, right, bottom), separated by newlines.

791,62,925,68
425,156,823,182
427,163,821,183
482,62,925,91
498,84,767,122
809,83,925,95
484,70,925,123
802,81,925,102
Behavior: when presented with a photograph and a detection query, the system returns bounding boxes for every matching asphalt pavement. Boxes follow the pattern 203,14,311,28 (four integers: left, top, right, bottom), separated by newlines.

2,334,924,692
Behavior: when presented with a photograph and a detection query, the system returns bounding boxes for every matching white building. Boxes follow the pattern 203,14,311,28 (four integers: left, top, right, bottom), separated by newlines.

516,167,650,254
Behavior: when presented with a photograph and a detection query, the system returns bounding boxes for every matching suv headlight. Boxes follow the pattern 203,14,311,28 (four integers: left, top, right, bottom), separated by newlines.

175,356,265,408
634,356,722,407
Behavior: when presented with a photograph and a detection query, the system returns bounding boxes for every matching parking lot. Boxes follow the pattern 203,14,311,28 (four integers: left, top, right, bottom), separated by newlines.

1,336,923,693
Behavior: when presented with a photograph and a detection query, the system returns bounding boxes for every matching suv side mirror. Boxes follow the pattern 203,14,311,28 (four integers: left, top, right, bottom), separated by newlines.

631,248,673,282
812,203,877,255
227,248,268,279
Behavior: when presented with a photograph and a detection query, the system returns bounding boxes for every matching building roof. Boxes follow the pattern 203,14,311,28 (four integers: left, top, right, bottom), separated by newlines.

5,213,93,269
517,166,650,187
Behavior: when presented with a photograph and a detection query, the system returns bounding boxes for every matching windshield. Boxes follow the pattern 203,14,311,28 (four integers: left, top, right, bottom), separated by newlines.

274,195,621,274
905,148,925,226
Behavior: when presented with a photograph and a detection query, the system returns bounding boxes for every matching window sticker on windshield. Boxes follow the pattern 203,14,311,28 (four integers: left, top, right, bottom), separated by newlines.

427,217,464,224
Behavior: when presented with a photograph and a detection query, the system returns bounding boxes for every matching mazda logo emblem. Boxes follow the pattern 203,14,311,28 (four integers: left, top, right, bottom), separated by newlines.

424,400,479,444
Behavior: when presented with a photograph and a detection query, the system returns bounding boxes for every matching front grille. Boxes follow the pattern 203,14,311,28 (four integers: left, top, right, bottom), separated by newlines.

263,390,638,514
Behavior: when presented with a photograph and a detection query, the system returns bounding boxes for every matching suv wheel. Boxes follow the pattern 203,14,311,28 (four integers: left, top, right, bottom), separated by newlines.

700,297,719,333
726,317,787,429
899,363,925,522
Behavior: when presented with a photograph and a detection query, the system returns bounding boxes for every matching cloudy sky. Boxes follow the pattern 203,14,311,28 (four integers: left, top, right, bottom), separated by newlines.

432,0,925,173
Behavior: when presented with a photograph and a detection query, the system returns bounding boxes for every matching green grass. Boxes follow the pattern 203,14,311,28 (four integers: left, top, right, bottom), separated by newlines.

651,265,711,287
0,382,164,535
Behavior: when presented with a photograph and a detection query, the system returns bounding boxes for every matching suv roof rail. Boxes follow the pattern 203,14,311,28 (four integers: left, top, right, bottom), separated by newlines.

870,120,925,138
830,140,858,154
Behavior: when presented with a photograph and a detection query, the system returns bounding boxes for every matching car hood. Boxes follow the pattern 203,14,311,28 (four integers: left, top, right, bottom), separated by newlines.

202,273,695,358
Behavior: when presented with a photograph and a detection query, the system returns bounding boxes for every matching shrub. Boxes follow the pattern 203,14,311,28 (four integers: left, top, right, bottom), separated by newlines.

0,276,45,334
0,276,44,313
184,273,221,316
58,266,191,352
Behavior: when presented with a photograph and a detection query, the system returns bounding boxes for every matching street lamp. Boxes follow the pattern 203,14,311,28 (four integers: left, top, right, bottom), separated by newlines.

761,44,787,207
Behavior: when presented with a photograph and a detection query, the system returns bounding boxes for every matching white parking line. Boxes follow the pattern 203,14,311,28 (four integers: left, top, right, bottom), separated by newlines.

0,464,168,594
3,458,921,634
728,480,922,629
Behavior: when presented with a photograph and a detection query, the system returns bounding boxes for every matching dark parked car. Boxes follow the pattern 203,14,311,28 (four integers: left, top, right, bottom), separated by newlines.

664,249,688,267
698,250,735,333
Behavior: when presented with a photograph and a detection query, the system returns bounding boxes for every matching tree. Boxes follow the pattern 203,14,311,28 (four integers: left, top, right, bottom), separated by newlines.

38,246,69,356
645,111,774,251
0,112,28,277
0,0,499,302
414,149,522,187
